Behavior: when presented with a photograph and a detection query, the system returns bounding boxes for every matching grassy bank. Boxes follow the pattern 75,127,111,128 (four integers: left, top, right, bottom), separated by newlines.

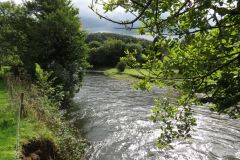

0,78,16,160
0,79,54,160
104,68,153,81
104,68,182,87
0,70,87,159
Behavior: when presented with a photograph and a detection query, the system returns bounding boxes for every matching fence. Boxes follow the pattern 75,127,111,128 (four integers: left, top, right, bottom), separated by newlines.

5,75,27,160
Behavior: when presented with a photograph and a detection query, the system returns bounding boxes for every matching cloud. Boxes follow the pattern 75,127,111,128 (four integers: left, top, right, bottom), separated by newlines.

73,0,139,35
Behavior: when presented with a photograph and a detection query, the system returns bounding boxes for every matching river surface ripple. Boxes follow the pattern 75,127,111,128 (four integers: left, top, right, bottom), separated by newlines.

72,73,240,160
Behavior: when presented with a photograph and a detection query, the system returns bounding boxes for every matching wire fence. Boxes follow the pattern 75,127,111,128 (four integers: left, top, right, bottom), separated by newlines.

5,75,26,160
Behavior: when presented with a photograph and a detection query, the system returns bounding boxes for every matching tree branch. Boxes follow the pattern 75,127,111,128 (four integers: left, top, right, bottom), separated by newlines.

130,0,145,8
89,0,153,25
201,54,240,79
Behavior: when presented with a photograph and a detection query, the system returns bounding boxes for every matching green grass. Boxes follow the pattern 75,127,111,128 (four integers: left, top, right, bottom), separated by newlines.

103,68,184,90
0,79,54,160
0,79,16,160
104,68,154,81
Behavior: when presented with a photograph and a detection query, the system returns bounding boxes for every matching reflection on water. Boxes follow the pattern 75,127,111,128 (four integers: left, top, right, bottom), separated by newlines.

71,73,240,160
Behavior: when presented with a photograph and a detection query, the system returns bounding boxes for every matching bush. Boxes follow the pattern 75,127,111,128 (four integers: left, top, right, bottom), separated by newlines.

116,62,126,72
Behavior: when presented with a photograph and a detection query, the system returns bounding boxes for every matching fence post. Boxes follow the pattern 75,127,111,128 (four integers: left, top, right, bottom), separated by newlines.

10,84,13,98
20,93,24,118
16,94,22,160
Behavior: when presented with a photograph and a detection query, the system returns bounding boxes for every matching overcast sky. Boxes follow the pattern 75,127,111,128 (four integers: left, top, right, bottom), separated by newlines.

72,0,137,34
73,0,153,40
0,0,152,39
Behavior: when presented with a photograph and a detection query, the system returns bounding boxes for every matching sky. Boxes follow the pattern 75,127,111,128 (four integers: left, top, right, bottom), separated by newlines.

1,0,153,40
73,0,136,34
73,0,153,40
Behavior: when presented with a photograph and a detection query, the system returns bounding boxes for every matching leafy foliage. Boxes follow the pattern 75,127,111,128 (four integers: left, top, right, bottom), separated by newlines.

150,98,196,148
133,78,152,92
35,63,64,105
23,0,89,102
0,2,24,67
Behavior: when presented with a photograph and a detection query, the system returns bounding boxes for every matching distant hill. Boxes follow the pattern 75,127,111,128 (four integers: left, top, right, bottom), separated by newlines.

86,32,151,47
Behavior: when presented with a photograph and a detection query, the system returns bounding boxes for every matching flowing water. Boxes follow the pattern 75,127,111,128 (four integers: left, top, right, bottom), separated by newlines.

71,73,240,160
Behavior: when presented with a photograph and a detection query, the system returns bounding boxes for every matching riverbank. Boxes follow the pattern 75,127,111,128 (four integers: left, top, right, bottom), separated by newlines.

103,68,179,88
0,72,87,159
103,68,152,81
0,79,54,160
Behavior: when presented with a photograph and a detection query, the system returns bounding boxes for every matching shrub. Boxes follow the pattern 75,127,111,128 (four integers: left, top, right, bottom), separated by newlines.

116,62,126,72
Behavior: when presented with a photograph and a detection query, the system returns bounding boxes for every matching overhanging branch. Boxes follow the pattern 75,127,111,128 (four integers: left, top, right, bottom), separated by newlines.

89,0,153,25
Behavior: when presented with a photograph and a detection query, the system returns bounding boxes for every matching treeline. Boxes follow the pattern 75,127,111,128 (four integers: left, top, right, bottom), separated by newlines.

86,33,151,68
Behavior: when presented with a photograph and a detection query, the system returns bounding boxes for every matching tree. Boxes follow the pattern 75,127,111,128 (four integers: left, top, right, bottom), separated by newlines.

88,41,102,48
90,0,240,147
88,39,126,67
20,0,89,103
125,43,143,53
0,2,24,68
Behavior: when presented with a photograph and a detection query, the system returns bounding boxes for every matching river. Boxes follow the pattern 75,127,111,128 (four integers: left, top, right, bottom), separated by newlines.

71,73,240,160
